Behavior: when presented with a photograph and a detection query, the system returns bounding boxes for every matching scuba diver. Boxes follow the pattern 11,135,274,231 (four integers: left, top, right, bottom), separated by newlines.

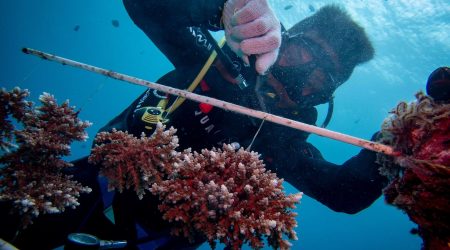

91,0,381,248
2,0,448,248
113,0,378,212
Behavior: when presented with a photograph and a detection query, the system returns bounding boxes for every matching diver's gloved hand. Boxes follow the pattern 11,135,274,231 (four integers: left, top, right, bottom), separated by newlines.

222,0,281,75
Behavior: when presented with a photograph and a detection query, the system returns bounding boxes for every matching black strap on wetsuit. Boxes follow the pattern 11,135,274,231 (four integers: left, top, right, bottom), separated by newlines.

201,27,249,89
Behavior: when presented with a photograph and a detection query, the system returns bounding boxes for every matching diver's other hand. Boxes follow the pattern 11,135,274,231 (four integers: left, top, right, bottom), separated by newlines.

223,0,281,75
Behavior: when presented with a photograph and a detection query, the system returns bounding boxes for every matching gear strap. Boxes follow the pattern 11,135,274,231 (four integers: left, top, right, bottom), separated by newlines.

165,36,227,115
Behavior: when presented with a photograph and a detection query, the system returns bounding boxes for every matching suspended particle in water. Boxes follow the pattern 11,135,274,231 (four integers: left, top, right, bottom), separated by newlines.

73,25,80,31
112,19,120,28
284,5,293,10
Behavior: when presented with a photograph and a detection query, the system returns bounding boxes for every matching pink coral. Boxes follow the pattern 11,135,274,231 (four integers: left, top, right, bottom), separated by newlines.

378,92,450,250
91,124,301,249
0,87,92,228
152,144,302,250
88,124,181,199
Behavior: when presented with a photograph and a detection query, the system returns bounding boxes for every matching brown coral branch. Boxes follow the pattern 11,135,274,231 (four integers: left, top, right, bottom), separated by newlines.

0,87,92,228
88,124,180,199
0,87,33,151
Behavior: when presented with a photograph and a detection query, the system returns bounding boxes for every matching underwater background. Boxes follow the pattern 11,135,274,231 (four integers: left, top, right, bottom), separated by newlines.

1,0,449,249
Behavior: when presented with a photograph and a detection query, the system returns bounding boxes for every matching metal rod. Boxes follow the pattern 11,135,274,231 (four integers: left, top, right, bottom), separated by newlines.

22,47,397,156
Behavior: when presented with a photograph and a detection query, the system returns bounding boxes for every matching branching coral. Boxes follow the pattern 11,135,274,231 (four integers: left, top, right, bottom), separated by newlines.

91,124,302,249
152,145,302,250
88,124,181,199
378,92,450,250
0,87,92,228
0,87,32,151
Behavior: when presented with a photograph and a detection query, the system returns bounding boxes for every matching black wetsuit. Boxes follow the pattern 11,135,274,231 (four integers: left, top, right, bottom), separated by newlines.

117,0,387,213
0,1,387,249
99,1,388,248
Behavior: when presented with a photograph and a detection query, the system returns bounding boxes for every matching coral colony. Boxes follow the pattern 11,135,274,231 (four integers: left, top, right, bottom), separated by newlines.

378,92,450,250
4,87,450,250
0,87,92,228
88,127,181,200
1,87,301,249
90,123,302,250
152,145,301,250
5,86,450,250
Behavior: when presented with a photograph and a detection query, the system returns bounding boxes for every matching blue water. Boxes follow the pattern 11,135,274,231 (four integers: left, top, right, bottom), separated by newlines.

1,1,449,249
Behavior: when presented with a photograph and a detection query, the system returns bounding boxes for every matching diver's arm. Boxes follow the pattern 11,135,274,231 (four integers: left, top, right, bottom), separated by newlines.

255,110,387,214
124,0,224,29
122,0,225,68
295,147,387,214
274,138,387,214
